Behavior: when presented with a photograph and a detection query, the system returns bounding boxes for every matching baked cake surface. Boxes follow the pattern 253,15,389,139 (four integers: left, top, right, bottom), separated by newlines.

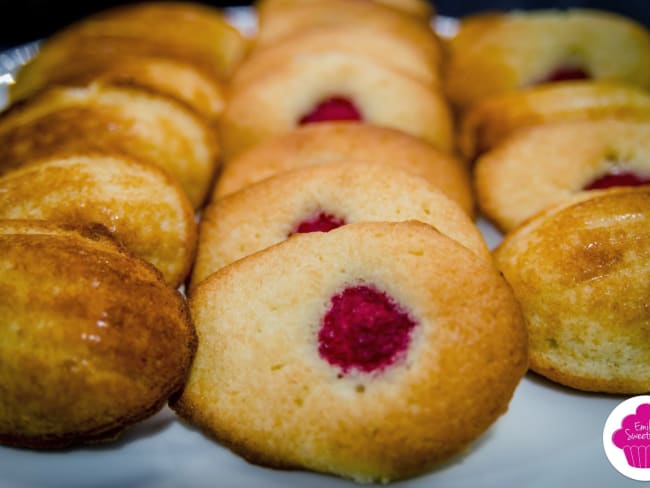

445,9,650,111
475,119,650,231
0,220,196,448
193,162,487,288
494,187,650,393
175,221,527,482
0,83,219,209
11,0,248,104
220,50,452,160
215,122,472,213
0,154,196,286
459,81,650,160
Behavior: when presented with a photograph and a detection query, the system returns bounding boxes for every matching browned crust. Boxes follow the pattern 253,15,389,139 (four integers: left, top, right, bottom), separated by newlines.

0,223,196,449
0,84,220,210
494,187,650,394
0,154,197,287
10,0,248,99
11,38,227,123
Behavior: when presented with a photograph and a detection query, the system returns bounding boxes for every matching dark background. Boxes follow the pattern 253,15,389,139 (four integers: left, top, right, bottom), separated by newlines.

0,0,648,50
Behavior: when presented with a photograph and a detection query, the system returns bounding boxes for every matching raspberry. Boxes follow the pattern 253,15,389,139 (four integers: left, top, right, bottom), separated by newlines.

540,65,590,83
293,213,345,234
584,171,650,190
299,97,362,124
319,286,416,374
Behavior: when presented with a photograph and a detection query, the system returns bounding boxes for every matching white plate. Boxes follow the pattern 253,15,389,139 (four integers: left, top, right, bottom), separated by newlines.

0,7,639,488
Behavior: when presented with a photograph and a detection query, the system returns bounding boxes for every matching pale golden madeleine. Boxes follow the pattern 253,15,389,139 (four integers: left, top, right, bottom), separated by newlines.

367,0,434,19
0,84,219,209
0,155,196,287
257,0,434,21
220,51,453,160
459,81,650,161
0,220,196,449
192,162,488,288
475,120,650,231
445,9,650,111
176,222,527,482
494,187,650,394
216,123,472,213
255,0,439,49
11,0,247,104
232,26,441,89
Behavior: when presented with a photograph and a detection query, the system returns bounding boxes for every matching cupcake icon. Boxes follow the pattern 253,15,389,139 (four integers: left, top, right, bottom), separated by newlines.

612,403,650,468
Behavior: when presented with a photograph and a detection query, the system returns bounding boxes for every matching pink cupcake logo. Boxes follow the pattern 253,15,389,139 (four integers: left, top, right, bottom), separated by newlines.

612,403,650,468
604,396,650,481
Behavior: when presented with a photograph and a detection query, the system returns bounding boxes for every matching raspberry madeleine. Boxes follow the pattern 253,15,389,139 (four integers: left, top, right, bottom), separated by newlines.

475,120,650,231
494,188,650,394
0,84,219,209
215,123,472,213
445,9,650,112
0,220,196,449
192,162,487,288
174,221,527,483
459,81,650,161
0,155,196,287
219,50,452,160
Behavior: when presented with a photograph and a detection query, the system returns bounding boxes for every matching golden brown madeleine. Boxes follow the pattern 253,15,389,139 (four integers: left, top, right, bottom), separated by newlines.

11,1,247,103
0,84,219,209
12,46,226,123
255,0,440,57
175,222,527,482
494,187,650,393
475,120,650,232
192,162,488,288
79,2,248,78
257,0,434,21
220,51,452,160
459,81,650,161
0,155,196,287
0,220,196,449
90,57,226,123
232,26,441,89
215,123,472,213
445,9,650,112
